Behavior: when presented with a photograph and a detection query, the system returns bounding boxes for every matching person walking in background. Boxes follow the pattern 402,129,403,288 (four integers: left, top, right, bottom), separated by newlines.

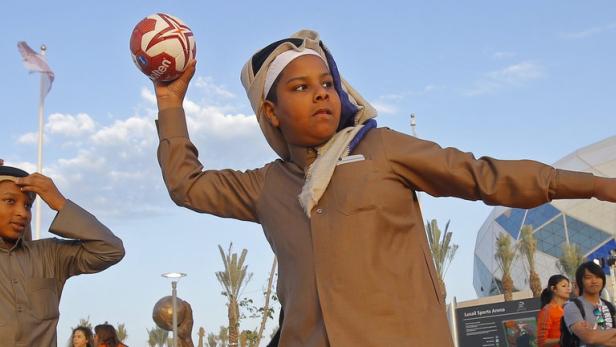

71,326,94,347
93,324,127,347
537,274,571,347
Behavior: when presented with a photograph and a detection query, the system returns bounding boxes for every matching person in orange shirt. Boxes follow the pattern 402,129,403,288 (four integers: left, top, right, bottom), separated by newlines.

93,324,127,347
537,274,571,347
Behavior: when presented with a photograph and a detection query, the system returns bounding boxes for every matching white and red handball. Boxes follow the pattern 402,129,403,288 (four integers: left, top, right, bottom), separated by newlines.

130,13,196,82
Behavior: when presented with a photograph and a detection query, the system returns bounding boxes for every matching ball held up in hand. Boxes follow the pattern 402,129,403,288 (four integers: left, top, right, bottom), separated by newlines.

130,13,196,82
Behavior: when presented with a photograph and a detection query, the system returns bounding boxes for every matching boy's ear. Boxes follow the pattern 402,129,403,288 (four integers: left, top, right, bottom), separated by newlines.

262,100,280,128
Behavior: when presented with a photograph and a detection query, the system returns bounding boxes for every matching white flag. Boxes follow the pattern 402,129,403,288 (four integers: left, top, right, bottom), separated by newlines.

17,41,55,97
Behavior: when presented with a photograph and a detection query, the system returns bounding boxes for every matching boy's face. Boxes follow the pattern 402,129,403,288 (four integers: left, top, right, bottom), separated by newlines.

264,55,341,147
582,268,604,295
0,180,33,242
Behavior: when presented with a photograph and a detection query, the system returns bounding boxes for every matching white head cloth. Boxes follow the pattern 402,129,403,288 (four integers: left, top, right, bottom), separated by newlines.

263,49,327,97
240,30,377,217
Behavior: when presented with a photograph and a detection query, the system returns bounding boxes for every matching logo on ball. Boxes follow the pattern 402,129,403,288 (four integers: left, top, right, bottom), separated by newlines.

137,55,148,66
129,13,196,82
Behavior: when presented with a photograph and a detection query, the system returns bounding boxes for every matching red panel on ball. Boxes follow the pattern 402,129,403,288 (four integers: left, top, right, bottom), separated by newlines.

129,18,157,53
140,52,179,81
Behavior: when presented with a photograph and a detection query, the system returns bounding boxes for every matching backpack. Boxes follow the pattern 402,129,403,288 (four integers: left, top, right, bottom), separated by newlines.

560,297,616,347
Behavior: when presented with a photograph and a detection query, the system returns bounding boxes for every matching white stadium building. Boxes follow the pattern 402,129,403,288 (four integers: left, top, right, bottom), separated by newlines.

473,135,616,297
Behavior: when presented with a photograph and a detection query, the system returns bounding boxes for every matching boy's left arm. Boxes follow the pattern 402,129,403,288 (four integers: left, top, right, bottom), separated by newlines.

379,128,602,207
48,200,125,277
594,176,616,202
16,173,125,278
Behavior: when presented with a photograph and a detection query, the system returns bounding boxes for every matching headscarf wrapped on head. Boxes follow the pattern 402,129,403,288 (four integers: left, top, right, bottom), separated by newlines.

0,165,34,241
240,29,377,216
0,165,29,183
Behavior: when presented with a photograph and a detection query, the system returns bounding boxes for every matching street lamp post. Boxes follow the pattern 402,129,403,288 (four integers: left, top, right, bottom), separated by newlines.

162,272,187,347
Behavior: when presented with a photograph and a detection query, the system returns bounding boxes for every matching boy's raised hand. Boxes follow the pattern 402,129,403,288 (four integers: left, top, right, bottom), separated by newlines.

16,173,67,211
595,176,616,203
154,60,196,112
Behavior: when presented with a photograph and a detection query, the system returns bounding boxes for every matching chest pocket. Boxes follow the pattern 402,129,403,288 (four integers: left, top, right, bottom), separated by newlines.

332,158,377,215
26,278,60,320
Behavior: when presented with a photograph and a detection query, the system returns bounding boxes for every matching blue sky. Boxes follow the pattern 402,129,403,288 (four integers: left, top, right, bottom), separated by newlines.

3,1,616,345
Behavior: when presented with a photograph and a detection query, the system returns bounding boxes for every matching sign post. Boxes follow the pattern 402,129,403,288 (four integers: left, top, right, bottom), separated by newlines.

455,297,540,347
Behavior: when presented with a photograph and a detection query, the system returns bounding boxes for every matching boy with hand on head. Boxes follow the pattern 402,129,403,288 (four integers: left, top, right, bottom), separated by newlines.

0,162,125,347
153,30,616,346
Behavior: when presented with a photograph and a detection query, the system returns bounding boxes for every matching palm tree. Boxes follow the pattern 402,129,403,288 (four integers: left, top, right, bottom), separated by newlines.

425,219,459,301
239,332,247,347
216,244,253,347
74,317,93,330
147,331,157,347
518,225,542,297
558,242,585,296
255,256,277,347
198,327,206,347
116,323,128,342
217,326,228,347
240,330,257,347
495,233,516,301
147,326,169,347
207,333,219,347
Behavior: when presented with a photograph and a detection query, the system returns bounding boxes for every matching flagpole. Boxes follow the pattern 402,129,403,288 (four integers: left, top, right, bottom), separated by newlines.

34,44,47,240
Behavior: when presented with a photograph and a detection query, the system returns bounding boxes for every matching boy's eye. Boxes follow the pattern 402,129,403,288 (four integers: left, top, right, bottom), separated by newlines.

322,80,334,88
3,198,15,205
293,84,307,92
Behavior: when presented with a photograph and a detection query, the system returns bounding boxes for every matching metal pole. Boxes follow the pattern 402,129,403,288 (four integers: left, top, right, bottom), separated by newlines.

610,265,616,304
35,44,47,240
172,280,178,347
450,296,459,347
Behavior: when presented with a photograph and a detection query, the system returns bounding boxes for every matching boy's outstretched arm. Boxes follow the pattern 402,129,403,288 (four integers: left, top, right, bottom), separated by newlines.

594,176,616,202
380,128,601,208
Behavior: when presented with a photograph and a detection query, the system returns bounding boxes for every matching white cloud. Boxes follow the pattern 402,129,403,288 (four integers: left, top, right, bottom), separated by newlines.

140,87,157,104
57,150,106,171
370,85,439,116
17,132,40,145
487,62,543,84
465,61,544,96
562,22,616,39
91,116,156,148
492,51,515,60
371,101,398,115
187,105,258,139
193,76,236,100
46,113,96,136
14,75,273,219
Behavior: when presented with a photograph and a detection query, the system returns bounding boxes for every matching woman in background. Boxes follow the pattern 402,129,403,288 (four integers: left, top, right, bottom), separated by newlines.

71,326,94,347
537,274,571,347
93,324,127,347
